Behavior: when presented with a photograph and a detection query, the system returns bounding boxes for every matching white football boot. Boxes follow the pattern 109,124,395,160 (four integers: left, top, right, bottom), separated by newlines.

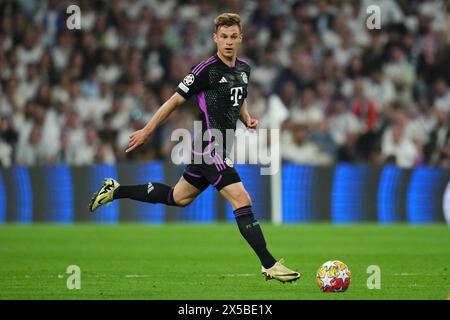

261,259,301,283
89,178,120,212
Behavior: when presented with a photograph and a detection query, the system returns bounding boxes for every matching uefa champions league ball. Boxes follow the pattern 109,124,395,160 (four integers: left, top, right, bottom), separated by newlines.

316,260,351,292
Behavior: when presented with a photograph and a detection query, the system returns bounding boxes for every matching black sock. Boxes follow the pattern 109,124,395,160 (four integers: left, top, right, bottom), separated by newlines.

234,206,277,269
113,182,178,206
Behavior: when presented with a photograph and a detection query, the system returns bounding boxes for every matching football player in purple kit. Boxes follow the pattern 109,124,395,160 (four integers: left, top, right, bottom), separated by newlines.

89,13,300,283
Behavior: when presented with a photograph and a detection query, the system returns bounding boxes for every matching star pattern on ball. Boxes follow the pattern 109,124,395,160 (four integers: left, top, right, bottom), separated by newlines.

316,260,351,292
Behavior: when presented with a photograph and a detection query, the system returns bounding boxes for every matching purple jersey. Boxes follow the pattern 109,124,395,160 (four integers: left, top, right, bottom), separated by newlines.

176,54,251,162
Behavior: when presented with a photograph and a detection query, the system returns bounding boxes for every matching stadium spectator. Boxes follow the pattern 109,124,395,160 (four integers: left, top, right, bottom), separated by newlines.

424,109,450,167
290,87,324,129
433,78,450,112
0,0,448,169
281,123,332,165
0,116,17,167
365,68,396,113
327,94,361,163
381,110,421,168
16,123,43,166
383,46,416,105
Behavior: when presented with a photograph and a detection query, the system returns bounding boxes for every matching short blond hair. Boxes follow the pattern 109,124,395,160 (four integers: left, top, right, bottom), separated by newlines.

214,13,242,32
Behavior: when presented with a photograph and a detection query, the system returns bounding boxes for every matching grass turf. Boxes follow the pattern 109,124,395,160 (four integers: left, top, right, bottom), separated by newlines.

0,223,449,300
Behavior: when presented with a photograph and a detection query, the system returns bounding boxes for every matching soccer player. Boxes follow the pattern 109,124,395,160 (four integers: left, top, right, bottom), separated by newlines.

89,13,300,283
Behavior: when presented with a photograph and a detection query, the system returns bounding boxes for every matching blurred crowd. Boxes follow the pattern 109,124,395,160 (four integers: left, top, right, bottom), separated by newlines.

1,0,450,169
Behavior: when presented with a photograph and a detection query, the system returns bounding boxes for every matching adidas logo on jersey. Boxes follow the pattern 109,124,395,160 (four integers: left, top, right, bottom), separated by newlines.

219,77,227,83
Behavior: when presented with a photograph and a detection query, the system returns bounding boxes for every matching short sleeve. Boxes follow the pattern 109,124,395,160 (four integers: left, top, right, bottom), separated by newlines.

176,66,209,100
244,68,251,99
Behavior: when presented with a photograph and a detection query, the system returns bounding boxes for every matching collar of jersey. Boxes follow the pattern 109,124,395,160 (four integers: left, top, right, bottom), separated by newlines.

215,53,237,69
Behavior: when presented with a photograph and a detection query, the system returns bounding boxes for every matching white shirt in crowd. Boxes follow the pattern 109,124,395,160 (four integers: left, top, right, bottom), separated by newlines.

382,127,419,168
328,112,361,145
290,104,324,126
280,131,332,165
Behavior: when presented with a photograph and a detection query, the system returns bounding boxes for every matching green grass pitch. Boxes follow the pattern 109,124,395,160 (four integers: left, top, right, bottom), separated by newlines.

0,223,449,300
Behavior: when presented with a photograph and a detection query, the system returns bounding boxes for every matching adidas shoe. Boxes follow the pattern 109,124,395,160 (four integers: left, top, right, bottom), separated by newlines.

89,178,120,212
261,259,301,283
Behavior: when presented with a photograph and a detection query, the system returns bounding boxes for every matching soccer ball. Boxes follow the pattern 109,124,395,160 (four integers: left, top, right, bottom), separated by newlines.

316,260,351,292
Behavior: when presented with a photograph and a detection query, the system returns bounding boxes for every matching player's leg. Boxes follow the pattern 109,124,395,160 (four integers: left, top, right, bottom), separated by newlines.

219,181,276,268
89,175,205,212
172,176,204,207
113,176,202,206
219,180,300,283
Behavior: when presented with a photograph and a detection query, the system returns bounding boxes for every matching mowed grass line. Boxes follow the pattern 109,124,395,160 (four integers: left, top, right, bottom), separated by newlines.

0,223,449,300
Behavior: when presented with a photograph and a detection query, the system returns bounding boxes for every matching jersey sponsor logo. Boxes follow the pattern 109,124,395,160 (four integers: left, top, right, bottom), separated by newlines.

230,86,243,106
241,72,248,84
219,76,227,83
147,182,154,194
224,157,234,168
183,73,195,86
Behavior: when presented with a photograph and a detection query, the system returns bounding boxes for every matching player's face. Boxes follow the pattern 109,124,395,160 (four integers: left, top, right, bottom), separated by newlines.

213,25,242,59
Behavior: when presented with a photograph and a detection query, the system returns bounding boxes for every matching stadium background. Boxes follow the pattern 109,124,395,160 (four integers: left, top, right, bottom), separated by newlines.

1,163,450,224
1,0,449,224
1,0,450,301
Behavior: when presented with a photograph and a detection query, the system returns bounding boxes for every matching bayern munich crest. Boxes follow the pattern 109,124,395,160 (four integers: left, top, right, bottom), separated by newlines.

183,74,195,86
241,72,248,84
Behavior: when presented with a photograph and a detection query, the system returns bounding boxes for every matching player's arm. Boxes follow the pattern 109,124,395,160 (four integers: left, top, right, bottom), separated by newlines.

240,99,258,130
126,92,186,153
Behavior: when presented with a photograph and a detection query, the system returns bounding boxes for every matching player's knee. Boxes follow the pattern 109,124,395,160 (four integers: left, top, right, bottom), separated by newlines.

235,190,252,207
175,197,193,207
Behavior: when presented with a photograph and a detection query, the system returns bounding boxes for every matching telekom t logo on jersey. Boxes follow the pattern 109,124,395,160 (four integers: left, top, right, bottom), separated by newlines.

230,87,243,106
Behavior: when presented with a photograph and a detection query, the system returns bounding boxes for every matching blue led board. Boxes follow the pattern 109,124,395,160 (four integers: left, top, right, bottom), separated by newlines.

331,164,369,223
41,165,74,223
282,164,315,223
377,166,405,223
10,166,33,223
406,167,445,223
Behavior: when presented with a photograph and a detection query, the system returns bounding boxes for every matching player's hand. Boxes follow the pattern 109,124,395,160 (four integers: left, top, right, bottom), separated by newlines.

246,118,258,131
126,129,149,153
